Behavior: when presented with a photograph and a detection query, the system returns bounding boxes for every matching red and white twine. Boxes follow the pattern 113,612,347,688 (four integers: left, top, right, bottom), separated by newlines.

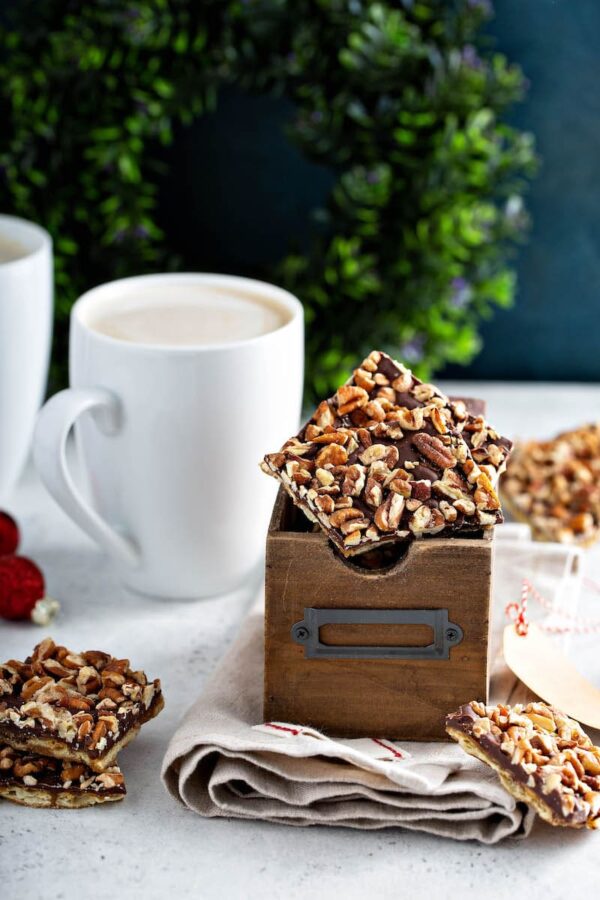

506,578,600,637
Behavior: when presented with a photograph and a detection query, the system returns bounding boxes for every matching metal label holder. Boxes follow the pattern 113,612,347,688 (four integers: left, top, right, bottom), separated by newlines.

291,608,463,660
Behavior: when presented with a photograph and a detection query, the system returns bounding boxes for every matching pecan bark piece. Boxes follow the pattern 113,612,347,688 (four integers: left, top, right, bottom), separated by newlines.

446,701,600,829
0,639,163,772
501,423,600,546
261,349,508,555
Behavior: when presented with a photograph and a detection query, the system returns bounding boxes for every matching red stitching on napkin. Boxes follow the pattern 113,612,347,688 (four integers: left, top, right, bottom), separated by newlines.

264,722,301,736
371,738,405,759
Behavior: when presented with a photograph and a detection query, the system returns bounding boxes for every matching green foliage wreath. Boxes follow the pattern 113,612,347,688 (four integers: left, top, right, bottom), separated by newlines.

0,0,536,399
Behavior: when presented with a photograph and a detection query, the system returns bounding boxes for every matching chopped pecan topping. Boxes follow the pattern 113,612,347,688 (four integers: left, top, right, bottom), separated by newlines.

335,385,369,415
358,443,389,465
341,464,366,497
411,480,432,502
412,433,456,470
391,369,412,392
329,508,362,528
315,444,348,467
374,494,405,531
364,477,383,509
313,400,335,429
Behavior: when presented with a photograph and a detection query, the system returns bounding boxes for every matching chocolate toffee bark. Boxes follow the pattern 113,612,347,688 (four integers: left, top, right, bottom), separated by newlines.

262,350,508,556
0,744,125,808
446,701,600,829
502,423,600,546
0,638,164,773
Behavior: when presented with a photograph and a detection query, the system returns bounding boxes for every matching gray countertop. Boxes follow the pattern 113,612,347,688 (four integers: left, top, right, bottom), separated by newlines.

3,382,600,900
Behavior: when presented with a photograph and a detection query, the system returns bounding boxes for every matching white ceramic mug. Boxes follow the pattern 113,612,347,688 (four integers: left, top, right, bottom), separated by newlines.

34,273,304,599
0,215,53,501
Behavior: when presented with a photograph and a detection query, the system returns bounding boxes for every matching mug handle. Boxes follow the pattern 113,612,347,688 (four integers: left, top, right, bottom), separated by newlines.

33,388,139,568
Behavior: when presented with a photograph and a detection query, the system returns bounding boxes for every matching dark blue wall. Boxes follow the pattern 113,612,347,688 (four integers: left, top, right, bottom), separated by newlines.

159,89,334,275
157,1,600,382
445,0,600,380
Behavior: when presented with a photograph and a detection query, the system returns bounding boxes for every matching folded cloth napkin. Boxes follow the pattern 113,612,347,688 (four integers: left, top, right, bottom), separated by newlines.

162,526,581,844
162,612,534,844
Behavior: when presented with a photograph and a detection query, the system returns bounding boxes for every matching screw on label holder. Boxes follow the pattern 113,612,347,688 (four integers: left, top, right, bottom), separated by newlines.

291,608,464,660
291,624,310,643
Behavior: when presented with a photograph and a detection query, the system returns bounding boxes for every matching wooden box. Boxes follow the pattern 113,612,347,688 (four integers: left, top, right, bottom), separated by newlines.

264,489,493,741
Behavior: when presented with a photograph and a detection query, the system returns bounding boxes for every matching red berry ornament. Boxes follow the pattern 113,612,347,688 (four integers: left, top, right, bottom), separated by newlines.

0,511,20,556
0,556,59,624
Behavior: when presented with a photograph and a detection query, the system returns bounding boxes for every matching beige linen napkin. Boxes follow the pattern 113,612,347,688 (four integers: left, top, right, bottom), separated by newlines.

163,611,531,843
162,527,581,844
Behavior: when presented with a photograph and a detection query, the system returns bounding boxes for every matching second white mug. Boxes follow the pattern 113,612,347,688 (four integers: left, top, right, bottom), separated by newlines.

34,273,304,599
0,215,53,501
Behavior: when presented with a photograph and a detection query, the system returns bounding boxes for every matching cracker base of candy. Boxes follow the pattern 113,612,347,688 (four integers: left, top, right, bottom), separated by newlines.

0,693,164,774
0,781,124,809
446,724,584,829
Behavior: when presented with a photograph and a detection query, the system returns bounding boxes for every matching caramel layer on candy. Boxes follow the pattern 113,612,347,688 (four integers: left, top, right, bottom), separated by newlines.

262,351,510,556
0,638,163,773
0,743,125,808
446,701,600,829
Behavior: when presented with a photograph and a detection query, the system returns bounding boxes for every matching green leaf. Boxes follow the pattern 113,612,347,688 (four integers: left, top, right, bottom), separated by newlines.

153,78,173,99
117,154,141,182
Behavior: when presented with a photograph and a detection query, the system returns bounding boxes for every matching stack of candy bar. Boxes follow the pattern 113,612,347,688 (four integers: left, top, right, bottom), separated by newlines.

262,350,512,556
0,637,163,808
502,423,600,546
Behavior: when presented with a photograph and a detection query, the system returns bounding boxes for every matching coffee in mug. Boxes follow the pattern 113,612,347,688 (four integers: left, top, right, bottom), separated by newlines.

0,235,29,264
88,283,291,346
